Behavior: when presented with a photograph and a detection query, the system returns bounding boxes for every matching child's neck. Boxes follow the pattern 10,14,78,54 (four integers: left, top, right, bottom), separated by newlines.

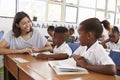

87,40,97,50
56,42,64,48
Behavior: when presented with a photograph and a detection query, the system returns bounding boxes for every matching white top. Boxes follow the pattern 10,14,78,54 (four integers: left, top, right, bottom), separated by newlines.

48,36,53,41
106,39,120,51
73,41,115,65
53,42,72,56
3,28,47,49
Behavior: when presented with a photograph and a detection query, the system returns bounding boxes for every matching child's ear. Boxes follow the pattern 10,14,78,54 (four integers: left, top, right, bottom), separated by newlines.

87,32,93,39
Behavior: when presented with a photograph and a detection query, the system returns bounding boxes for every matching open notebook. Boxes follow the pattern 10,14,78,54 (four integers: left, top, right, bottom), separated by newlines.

30,51,52,56
48,58,89,75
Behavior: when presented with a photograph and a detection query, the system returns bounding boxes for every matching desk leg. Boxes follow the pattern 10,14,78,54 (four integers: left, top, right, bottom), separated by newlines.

4,66,8,80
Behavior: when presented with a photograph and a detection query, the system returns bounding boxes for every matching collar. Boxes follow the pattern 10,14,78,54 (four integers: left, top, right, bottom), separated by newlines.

55,42,66,49
86,41,99,52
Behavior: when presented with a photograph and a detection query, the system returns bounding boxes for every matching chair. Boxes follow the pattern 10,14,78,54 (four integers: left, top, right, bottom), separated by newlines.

68,43,80,53
109,50,120,76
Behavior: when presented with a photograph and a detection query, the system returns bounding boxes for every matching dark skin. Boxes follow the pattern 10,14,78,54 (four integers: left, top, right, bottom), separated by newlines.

72,25,116,75
101,31,119,48
36,32,69,60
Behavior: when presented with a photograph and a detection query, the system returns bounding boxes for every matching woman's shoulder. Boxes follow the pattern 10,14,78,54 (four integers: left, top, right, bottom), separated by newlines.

33,27,41,34
3,30,14,37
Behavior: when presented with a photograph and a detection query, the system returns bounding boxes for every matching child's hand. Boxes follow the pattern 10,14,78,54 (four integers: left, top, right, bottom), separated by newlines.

36,53,48,59
71,54,81,61
32,46,39,52
76,57,88,68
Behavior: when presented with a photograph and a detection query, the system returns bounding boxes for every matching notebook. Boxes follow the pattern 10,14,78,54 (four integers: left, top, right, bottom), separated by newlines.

48,58,89,75
31,51,52,56
12,57,29,63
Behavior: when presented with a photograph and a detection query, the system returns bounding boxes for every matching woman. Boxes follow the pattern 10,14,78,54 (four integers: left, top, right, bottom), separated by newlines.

0,12,52,54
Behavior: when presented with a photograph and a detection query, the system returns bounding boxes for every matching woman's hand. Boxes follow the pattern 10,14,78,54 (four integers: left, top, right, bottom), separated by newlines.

21,48,32,54
32,46,39,52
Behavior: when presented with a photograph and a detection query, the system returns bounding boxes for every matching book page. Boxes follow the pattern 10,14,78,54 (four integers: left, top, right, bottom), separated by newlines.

48,58,89,75
12,57,29,63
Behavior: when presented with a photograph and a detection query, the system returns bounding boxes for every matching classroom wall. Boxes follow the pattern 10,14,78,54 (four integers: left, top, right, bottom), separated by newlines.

0,17,79,36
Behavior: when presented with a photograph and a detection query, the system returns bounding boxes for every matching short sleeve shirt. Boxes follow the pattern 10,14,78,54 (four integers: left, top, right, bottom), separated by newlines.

3,28,47,49
73,41,115,65
106,39,120,51
53,42,72,56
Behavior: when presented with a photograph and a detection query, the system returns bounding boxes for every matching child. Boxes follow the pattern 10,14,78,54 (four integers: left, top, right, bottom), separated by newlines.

36,27,72,60
47,25,54,42
101,26,120,51
66,28,75,43
72,18,116,75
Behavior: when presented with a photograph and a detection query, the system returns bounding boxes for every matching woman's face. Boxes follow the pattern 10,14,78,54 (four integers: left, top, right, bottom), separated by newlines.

18,17,32,33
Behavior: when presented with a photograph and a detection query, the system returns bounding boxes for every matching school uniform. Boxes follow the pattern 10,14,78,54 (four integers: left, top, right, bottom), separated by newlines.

106,39,120,51
73,41,115,65
48,36,53,41
53,42,72,56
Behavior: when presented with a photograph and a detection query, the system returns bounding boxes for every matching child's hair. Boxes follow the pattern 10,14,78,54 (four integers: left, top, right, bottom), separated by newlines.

54,26,68,33
69,28,74,33
80,18,110,39
112,26,119,33
47,26,55,31
101,20,111,31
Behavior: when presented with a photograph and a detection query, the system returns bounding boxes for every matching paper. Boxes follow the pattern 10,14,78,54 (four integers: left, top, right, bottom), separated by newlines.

48,58,89,75
31,51,52,57
13,57,29,63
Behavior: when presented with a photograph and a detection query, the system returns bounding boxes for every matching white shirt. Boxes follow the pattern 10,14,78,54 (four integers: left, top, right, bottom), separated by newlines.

48,36,53,41
3,28,47,49
106,39,120,51
73,41,115,65
53,42,72,56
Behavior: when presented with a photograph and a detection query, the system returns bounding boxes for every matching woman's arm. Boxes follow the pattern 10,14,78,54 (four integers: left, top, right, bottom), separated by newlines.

76,57,116,75
0,39,32,54
32,41,53,52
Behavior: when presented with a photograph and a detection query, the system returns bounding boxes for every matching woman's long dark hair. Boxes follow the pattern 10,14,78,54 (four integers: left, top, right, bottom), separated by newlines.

12,11,33,37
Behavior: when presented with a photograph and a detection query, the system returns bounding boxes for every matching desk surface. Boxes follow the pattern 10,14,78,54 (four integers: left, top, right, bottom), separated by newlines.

18,61,119,80
5,54,120,80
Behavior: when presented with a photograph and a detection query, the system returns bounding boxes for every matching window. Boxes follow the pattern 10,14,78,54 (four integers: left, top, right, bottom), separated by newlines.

66,0,78,5
65,6,78,23
97,0,106,9
0,0,16,17
79,0,96,8
78,8,95,23
107,0,116,11
115,13,120,26
47,2,62,22
50,0,63,2
96,11,105,21
18,0,46,21
117,0,120,12
107,12,115,25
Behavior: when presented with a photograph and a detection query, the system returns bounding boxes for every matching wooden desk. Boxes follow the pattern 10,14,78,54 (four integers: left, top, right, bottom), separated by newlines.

4,54,120,80
4,54,41,80
18,61,120,80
